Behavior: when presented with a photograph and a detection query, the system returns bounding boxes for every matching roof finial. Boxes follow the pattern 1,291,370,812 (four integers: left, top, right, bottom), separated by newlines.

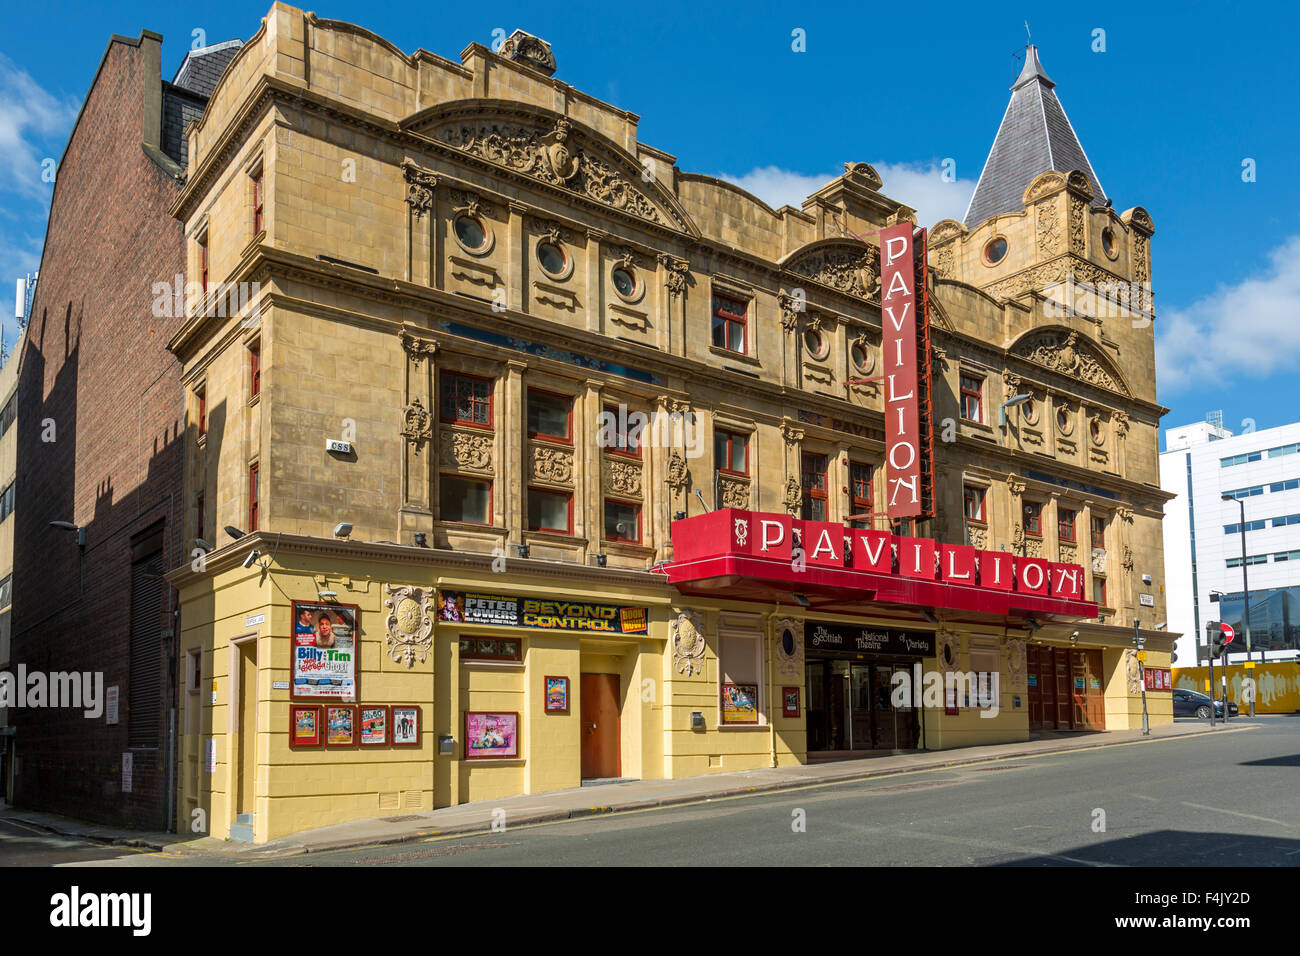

1025,20,1032,43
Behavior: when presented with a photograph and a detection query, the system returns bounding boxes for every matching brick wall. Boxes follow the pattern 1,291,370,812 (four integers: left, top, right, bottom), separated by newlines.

11,32,188,831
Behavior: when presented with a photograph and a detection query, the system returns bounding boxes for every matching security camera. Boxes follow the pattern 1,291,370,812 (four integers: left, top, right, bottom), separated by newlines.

242,550,261,569
1141,574,1152,585
333,522,353,539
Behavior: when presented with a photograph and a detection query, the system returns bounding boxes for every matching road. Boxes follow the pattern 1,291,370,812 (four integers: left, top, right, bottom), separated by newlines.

4,717,1298,866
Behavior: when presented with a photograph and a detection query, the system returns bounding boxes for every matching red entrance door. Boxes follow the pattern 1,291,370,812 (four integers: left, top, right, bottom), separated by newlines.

580,673,621,779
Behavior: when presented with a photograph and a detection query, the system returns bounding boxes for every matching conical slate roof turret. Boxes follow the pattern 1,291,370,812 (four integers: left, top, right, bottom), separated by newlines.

963,45,1107,227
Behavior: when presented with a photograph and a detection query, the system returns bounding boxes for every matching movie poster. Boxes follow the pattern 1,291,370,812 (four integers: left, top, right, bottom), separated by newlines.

360,706,388,745
465,712,518,759
292,601,359,700
721,683,759,724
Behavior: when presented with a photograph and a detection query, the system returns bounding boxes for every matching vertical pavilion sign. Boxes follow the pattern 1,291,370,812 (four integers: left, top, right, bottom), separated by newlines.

881,223,922,519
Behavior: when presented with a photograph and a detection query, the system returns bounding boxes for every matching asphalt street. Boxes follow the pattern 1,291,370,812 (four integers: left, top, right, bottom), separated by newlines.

4,716,1297,867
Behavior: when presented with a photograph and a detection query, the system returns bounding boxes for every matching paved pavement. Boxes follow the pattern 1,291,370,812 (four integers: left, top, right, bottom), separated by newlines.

0,716,1278,865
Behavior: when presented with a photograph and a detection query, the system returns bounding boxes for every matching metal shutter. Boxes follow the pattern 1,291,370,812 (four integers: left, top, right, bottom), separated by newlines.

128,550,164,747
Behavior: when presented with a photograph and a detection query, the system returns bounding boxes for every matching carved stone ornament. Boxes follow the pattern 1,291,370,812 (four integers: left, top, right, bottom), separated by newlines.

718,475,750,509
439,430,494,473
450,189,495,221
937,631,961,673
1059,542,1077,564
1122,546,1134,571
1118,507,1135,522
401,160,437,220
603,457,643,498
613,246,639,272
773,617,805,681
966,524,988,550
934,246,956,280
779,289,804,332
780,422,805,446
401,398,433,452
530,216,572,246
400,329,437,365
1025,537,1044,559
843,161,883,190
1014,330,1126,395
783,475,802,515
1007,475,1027,496
1125,648,1142,695
384,584,434,669
437,116,674,226
671,610,707,677
1092,548,1108,574
530,445,574,484
666,449,689,491
1012,523,1025,549
786,242,881,301
499,29,557,77
1006,638,1026,687
1114,410,1130,437
1037,202,1061,256
659,254,689,297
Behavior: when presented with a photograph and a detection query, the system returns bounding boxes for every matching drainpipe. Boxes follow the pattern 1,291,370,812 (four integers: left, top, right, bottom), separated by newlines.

765,607,777,768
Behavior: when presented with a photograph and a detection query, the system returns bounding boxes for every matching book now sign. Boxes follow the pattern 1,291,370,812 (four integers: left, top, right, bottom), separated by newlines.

668,509,1096,620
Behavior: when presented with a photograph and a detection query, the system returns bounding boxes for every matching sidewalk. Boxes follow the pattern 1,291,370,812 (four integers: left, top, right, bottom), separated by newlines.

0,720,1255,860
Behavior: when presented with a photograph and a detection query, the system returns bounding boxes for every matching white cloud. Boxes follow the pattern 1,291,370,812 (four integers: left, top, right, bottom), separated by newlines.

1156,235,1300,395
711,162,974,228
0,53,79,200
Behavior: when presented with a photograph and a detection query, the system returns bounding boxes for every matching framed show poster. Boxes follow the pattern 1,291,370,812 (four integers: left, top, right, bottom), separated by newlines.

290,705,322,748
782,686,800,718
544,676,569,713
391,705,420,746
325,705,356,747
465,712,519,759
721,683,759,724
359,706,389,746
291,601,360,701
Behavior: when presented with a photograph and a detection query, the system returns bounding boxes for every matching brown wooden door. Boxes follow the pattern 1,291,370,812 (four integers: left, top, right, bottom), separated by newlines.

1054,649,1073,729
580,673,620,779
1027,645,1044,728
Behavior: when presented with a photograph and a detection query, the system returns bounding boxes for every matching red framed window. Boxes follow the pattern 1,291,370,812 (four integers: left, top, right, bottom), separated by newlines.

714,429,748,476
601,404,642,458
527,487,572,535
199,237,209,294
964,485,985,522
527,390,572,442
849,461,874,529
249,340,261,399
441,373,493,428
801,452,828,522
960,375,984,422
711,294,748,354
197,389,206,437
248,463,259,532
1058,508,1077,542
196,492,205,542
604,498,641,543
440,475,492,524
1024,501,1042,537
252,172,264,235
1090,515,1106,549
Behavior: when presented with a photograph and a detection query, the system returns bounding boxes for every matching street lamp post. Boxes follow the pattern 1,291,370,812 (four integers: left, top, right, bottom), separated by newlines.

1134,618,1149,736
1222,494,1255,717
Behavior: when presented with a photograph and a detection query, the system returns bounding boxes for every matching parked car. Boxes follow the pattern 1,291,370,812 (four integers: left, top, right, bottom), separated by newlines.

1172,688,1239,718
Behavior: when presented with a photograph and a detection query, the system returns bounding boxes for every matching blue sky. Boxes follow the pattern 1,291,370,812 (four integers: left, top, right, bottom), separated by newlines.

2,0,1296,444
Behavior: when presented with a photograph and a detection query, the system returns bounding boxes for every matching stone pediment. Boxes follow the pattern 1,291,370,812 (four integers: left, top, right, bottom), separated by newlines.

404,101,697,235
1010,327,1130,396
781,238,881,302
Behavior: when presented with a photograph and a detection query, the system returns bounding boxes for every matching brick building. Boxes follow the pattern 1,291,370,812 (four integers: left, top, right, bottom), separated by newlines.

11,31,239,828
162,5,1175,843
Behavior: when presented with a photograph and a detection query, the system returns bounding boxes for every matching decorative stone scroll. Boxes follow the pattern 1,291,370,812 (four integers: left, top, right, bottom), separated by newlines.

671,610,707,677
400,398,433,453
384,584,434,669
401,160,437,220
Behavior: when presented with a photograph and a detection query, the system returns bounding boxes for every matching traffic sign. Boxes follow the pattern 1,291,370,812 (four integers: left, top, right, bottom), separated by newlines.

1136,650,1147,662
1220,623,1235,644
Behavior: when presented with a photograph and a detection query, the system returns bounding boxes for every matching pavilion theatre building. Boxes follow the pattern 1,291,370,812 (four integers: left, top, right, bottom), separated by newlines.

165,5,1175,842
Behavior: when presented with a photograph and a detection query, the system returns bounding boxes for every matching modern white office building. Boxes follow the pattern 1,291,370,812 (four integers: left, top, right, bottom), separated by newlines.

1160,417,1300,667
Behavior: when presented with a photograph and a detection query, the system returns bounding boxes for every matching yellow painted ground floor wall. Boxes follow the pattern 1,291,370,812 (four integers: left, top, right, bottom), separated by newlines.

172,548,1175,842
1174,662,1300,713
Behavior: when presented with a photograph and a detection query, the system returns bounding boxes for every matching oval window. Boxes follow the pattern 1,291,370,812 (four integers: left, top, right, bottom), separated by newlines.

851,340,872,372
454,215,486,251
612,267,636,298
804,328,828,359
1090,419,1104,444
984,237,1008,265
537,242,566,277
1057,407,1073,434
1022,398,1036,423
781,629,796,657
1101,227,1118,259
